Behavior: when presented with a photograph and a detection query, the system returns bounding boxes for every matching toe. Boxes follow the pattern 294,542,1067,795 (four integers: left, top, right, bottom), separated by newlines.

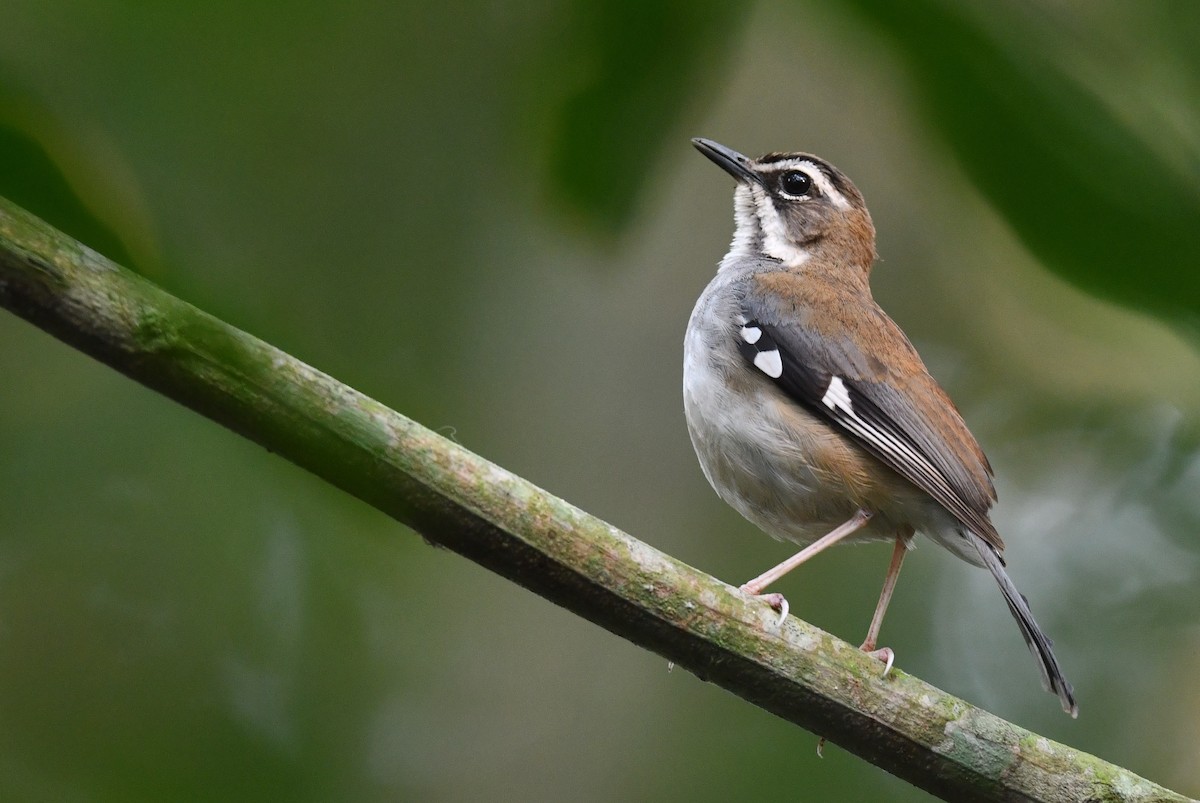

739,588,789,629
861,646,895,677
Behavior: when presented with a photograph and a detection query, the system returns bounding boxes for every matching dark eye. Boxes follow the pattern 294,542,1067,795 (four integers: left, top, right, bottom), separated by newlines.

779,170,812,198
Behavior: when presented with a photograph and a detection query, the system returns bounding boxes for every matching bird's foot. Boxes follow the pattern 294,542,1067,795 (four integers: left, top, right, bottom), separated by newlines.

739,587,789,629
859,644,895,677
815,644,894,757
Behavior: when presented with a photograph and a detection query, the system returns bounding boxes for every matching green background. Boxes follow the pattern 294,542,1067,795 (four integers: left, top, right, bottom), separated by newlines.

2,1,1199,800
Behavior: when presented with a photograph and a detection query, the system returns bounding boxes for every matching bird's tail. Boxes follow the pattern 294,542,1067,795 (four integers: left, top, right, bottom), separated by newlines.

970,533,1078,717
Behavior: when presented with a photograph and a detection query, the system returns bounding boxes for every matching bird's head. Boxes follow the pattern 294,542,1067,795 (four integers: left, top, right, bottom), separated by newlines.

692,138,876,272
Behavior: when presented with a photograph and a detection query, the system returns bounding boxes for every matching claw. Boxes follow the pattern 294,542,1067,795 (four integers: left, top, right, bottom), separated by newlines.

861,646,895,677
740,587,789,629
763,593,789,628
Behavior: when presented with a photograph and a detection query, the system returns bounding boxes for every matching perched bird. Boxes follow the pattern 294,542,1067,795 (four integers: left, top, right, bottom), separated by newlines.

683,137,1076,716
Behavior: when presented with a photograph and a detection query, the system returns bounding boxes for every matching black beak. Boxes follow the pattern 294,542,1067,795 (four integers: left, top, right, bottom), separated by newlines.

692,138,757,184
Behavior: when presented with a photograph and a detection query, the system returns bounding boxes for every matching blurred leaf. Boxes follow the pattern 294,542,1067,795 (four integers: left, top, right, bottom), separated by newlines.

536,0,751,233
0,87,138,268
838,0,1200,328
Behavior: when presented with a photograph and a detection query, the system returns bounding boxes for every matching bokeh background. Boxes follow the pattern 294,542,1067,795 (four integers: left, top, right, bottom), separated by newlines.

2,1,1199,800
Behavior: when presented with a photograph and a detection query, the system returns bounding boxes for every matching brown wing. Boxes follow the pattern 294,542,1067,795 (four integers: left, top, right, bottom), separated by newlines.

742,272,1002,550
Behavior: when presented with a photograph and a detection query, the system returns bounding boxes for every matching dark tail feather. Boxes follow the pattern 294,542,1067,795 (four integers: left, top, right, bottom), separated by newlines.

970,533,1078,717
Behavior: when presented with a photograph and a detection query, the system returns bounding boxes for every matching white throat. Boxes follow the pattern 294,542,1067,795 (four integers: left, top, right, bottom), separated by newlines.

725,184,759,261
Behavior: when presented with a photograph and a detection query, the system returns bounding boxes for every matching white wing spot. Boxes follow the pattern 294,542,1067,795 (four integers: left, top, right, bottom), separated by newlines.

740,325,762,344
817,377,958,505
754,349,783,378
822,375,852,412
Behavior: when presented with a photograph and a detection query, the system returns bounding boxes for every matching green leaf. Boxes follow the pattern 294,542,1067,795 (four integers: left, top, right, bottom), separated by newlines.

0,87,138,269
534,0,751,234
840,0,1200,326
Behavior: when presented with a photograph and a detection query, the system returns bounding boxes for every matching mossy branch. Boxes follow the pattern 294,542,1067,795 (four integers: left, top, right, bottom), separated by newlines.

0,195,1190,803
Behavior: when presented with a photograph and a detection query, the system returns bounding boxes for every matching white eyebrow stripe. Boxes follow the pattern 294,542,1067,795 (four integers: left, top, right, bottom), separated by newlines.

799,161,851,210
763,158,851,210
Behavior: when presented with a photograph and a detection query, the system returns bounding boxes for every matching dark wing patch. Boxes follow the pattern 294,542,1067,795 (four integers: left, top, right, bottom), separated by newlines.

738,318,997,542
829,376,997,541
738,323,814,387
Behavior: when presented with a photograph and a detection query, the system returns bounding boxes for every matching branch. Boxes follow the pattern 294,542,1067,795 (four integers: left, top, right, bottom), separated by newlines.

0,195,1189,803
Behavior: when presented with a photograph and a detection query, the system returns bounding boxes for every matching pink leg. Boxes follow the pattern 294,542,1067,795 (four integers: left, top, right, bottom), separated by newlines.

740,510,873,627
859,528,913,675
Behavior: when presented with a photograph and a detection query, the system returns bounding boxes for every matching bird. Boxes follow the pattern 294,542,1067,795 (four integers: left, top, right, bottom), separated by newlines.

683,137,1077,716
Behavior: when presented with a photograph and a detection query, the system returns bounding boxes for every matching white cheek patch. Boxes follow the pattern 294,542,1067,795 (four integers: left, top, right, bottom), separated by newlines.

754,187,811,266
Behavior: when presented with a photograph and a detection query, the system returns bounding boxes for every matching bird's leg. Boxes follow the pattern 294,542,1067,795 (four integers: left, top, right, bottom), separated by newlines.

814,526,912,757
859,527,913,676
739,509,873,627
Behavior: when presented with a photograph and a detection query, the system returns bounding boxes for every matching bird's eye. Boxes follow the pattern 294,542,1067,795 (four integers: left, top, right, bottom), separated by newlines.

779,171,812,198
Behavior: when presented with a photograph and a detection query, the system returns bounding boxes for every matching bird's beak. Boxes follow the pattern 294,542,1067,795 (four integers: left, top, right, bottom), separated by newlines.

692,138,757,184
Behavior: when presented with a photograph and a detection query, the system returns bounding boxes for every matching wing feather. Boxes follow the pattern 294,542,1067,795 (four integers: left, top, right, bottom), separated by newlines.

737,285,1001,549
